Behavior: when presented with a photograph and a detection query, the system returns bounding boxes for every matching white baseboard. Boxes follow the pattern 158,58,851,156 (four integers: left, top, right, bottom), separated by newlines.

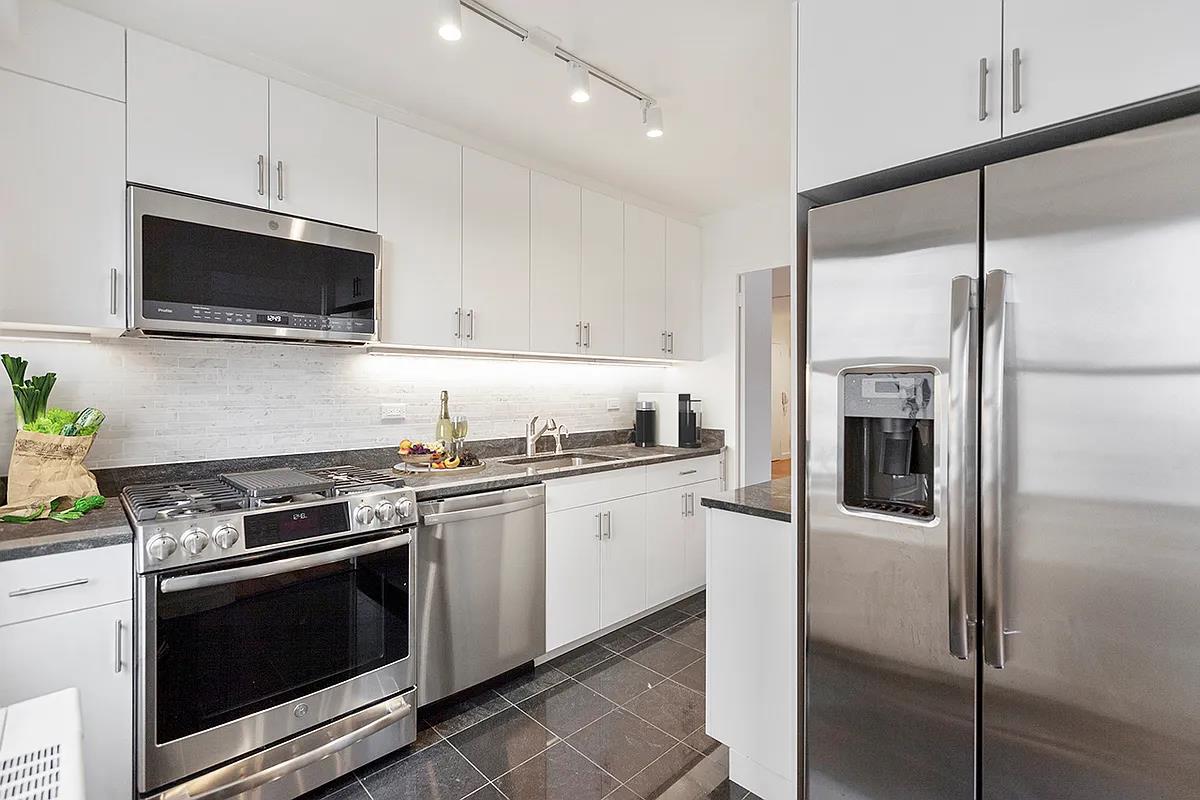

535,586,705,664
729,749,797,800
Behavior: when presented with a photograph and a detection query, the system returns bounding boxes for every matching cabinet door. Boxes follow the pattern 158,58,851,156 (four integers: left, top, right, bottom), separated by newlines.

685,480,722,591
269,81,378,230
0,601,133,800
795,0,1001,191
600,494,647,628
530,172,582,354
1003,1,1200,136
378,120,462,348
622,204,667,358
0,0,125,100
127,32,269,208
580,189,624,357
665,218,702,360
0,72,125,331
645,487,688,607
546,505,602,651
462,149,531,351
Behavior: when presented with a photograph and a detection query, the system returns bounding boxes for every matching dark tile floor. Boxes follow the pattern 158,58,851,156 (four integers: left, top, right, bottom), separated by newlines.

301,592,761,800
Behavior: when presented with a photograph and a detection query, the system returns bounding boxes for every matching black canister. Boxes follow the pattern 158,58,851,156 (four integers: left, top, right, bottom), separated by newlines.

634,401,656,447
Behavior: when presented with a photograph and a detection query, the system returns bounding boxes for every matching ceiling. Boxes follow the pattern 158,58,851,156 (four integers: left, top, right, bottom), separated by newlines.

63,0,792,219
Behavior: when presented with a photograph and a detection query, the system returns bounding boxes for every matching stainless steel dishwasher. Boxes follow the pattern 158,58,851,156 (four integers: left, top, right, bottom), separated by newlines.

416,484,546,705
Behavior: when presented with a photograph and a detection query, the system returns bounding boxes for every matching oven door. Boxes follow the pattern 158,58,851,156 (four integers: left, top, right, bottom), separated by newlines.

137,530,415,793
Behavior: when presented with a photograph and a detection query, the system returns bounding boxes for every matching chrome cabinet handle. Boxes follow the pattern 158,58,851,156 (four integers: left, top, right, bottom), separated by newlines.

602,511,612,539
454,308,462,339
1012,48,1022,114
583,322,590,348
114,619,123,674
661,331,667,352
679,469,698,476
276,160,285,201
688,492,695,516
947,275,978,660
981,269,1011,668
182,696,412,800
576,322,581,348
466,309,474,340
8,577,89,597
257,154,266,196
667,331,674,354
595,512,602,540
681,492,687,518
110,267,119,316
978,57,989,121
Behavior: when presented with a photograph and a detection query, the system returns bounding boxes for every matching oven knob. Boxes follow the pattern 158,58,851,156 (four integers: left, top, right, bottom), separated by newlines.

375,501,395,523
355,504,375,525
182,528,210,555
212,525,240,550
395,498,414,520
146,534,178,562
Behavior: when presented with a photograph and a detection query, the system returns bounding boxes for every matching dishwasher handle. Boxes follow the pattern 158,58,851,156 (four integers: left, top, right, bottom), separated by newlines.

421,495,544,526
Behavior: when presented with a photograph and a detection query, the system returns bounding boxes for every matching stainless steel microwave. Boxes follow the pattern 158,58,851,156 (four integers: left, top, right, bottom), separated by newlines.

128,187,381,344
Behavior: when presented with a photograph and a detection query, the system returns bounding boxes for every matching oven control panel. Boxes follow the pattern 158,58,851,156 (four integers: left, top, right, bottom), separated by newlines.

134,488,417,574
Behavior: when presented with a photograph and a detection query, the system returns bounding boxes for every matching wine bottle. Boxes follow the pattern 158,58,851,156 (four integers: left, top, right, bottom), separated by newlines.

435,390,454,444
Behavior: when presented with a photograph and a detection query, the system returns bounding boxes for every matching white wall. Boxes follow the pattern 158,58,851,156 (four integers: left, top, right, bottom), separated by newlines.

673,192,792,487
0,338,665,471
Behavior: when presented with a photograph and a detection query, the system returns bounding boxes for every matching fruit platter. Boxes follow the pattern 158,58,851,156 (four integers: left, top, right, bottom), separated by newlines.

395,440,486,473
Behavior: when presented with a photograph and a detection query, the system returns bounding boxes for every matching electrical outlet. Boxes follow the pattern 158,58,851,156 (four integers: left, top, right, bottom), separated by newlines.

606,398,621,411
380,403,407,421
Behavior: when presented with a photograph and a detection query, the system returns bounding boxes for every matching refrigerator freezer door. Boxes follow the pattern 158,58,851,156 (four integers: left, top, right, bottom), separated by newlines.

807,172,979,800
981,115,1200,799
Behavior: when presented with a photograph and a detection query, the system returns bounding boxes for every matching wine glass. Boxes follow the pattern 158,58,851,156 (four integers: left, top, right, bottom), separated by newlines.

452,416,469,456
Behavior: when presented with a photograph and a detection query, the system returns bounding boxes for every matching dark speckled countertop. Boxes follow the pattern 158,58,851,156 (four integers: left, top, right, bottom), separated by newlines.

0,500,133,561
700,476,792,523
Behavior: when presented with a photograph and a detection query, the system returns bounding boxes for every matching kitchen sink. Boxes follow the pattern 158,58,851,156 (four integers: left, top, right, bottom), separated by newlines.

498,452,621,471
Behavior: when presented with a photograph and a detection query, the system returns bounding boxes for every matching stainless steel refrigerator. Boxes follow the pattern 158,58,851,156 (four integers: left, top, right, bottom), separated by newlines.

806,114,1200,800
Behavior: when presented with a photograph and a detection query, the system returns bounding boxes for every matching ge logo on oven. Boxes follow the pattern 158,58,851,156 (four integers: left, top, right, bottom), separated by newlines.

292,512,308,521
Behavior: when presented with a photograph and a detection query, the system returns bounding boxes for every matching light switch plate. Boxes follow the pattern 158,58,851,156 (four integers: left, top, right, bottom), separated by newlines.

380,403,407,421
606,398,621,411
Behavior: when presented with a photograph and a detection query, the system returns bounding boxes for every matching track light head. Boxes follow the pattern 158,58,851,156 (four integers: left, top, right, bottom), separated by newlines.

569,61,591,104
642,101,664,138
436,0,462,41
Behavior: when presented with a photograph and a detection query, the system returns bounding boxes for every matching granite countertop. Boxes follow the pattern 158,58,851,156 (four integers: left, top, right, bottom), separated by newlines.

0,500,133,562
700,476,792,523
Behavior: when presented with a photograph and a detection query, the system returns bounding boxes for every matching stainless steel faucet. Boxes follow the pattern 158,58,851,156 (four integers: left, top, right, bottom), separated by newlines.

526,415,551,456
551,423,569,454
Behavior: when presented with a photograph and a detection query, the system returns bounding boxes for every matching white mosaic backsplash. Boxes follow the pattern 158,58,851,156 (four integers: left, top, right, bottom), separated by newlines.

0,338,667,471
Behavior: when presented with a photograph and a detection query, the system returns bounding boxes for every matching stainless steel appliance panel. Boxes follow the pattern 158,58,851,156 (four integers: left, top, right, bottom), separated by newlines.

417,485,546,705
981,115,1200,799
807,172,979,800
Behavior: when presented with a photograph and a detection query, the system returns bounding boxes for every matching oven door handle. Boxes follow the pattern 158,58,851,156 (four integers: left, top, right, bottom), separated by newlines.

159,532,412,594
170,694,412,800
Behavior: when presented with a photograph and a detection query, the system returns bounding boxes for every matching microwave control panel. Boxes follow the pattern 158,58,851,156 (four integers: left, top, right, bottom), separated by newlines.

142,301,375,334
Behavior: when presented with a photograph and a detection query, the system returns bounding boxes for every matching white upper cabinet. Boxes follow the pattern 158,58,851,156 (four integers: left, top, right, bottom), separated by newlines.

665,218,702,361
462,149,530,352
580,190,624,357
1002,1,1200,136
268,80,377,230
0,71,125,332
378,120,462,348
623,204,667,358
127,32,270,209
530,172,582,354
795,0,1002,191
0,0,124,100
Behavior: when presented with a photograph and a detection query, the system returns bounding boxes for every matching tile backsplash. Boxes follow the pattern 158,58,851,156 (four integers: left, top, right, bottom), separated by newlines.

0,338,667,472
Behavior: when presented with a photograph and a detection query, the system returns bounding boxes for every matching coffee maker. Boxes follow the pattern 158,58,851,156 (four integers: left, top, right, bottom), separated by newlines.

678,395,702,448
636,392,703,448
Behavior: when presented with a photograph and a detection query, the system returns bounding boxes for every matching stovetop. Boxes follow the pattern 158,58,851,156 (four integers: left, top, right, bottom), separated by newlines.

123,465,417,574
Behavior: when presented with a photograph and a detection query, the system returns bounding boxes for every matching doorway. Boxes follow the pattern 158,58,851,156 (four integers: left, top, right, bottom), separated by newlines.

738,264,792,484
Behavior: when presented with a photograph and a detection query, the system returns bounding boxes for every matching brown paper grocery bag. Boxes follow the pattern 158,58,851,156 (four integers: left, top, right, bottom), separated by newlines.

0,430,99,517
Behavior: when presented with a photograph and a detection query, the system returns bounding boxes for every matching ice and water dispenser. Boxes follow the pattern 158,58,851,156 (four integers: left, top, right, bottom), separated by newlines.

842,371,935,520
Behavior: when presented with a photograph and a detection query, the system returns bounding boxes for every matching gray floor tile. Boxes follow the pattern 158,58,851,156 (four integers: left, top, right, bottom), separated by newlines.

623,680,706,740
356,719,445,778
518,678,616,738
704,778,752,800
494,741,620,800
603,787,642,800
637,608,693,633
681,726,720,757
624,636,703,678
624,742,728,800
360,740,487,800
660,618,705,652
596,623,659,654
567,709,677,782
448,705,559,779
496,664,571,704
577,655,667,705
424,689,512,737
550,641,619,676
463,785,508,800
300,774,369,800
671,660,706,694
674,592,706,618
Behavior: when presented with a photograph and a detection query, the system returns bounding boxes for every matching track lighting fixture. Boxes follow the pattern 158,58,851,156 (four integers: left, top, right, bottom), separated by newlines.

568,61,591,104
642,102,664,138
436,0,462,41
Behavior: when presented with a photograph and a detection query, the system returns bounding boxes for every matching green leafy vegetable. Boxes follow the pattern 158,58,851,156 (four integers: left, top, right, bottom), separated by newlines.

1,506,45,524
48,495,106,522
23,408,79,435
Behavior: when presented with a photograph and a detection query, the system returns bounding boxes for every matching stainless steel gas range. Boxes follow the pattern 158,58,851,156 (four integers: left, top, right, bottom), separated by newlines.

123,465,418,800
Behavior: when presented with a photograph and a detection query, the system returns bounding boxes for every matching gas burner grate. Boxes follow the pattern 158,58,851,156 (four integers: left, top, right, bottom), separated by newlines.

305,465,406,493
856,499,934,519
122,479,246,522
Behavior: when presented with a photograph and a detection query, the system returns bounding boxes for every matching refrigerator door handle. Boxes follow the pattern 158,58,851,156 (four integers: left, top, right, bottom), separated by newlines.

947,274,978,660
981,268,1011,668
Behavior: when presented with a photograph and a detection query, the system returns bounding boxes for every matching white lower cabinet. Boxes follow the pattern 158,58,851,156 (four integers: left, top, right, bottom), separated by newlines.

0,601,133,800
645,487,689,608
685,479,721,589
545,504,603,651
598,494,647,628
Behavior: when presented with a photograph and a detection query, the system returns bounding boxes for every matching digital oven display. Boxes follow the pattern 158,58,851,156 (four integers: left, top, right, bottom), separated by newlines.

243,503,351,548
